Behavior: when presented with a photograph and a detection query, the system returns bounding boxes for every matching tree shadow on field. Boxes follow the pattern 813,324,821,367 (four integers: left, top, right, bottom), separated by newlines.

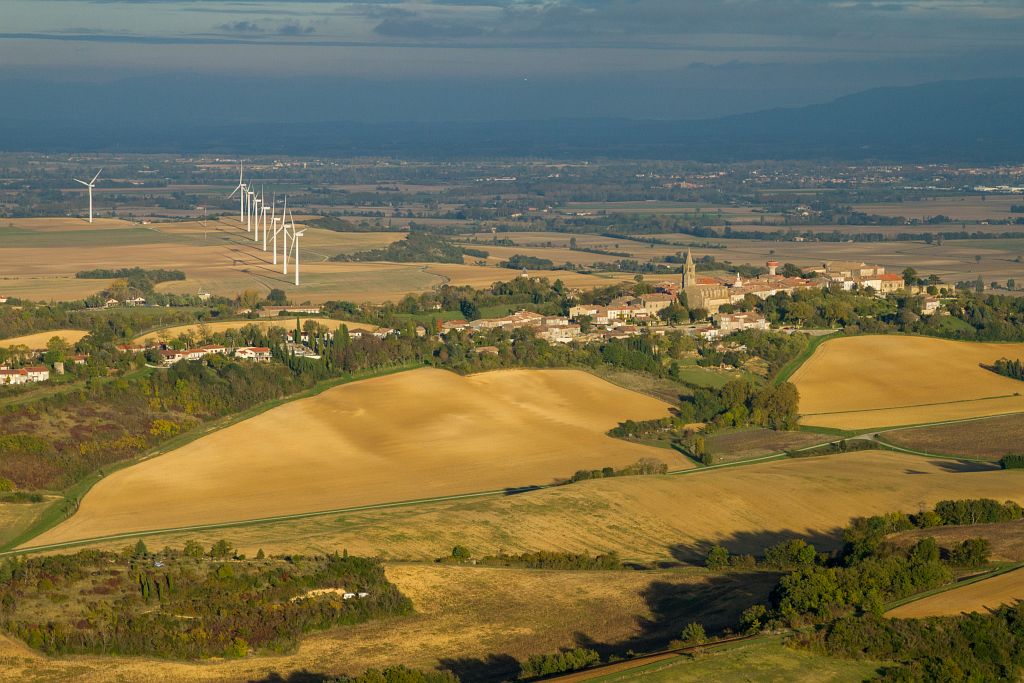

666,527,845,565
573,571,781,662
252,671,331,683
437,653,521,682
923,459,1001,473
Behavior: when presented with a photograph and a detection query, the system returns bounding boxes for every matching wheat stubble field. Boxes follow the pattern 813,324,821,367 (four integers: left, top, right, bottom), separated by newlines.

56,451,1024,565
131,317,378,344
30,368,683,546
791,335,1024,429
887,568,1024,619
0,329,90,349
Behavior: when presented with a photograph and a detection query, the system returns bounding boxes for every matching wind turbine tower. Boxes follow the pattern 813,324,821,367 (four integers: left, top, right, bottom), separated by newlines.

228,163,246,224
73,169,102,223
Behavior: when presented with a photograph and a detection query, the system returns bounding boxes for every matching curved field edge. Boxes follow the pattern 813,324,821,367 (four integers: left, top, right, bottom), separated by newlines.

21,367,680,549
885,564,1024,618
0,362,423,552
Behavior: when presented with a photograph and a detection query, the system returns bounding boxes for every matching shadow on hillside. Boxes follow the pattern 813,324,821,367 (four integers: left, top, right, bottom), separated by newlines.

433,571,780,682
252,671,331,683
503,485,544,496
926,459,1001,473
666,527,845,565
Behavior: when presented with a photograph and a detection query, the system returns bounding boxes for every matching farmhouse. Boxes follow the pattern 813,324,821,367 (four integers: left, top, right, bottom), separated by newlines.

25,366,50,382
0,368,30,385
716,311,770,333
257,305,322,318
115,343,147,353
922,296,941,315
235,346,272,362
160,350,184,365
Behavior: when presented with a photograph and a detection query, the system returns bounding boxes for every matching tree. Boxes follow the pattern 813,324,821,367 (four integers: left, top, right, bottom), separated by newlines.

459,299,480,320
680,622,706,647
44,336,69,365
902,267,918,285
705,545,730,570
183,540,204,557
267,288,288,305
210,539,234,559
133,539,148,557
976,276,985,294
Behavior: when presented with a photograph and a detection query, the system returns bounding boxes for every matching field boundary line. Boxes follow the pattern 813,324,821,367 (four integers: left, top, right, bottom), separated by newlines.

802,392,1023,417
883,562,1024,614
0,362,424,553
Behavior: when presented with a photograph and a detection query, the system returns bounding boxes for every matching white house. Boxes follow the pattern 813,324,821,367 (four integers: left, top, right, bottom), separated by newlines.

235,346,272,362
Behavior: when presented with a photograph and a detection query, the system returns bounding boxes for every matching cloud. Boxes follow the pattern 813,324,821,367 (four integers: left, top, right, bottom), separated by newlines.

374,16,484,38
276,22,316,36
216,21,265,34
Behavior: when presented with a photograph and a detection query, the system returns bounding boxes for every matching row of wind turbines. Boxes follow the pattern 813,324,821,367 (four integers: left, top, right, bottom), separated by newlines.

229,164,306,286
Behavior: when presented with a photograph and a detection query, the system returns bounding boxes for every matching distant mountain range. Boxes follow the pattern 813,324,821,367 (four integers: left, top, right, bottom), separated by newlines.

1,77,1021,161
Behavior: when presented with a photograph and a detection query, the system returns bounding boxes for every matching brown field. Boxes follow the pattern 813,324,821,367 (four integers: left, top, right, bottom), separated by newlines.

882,414,1024,461
704,428,828,463
791,336,1024,430
887,567,1024,618
31,368,681,546
52,451,1024,566
0,329,89,349
0,563,776,682
889,520,1024,564
855,196,1023,221
0,276,112,301
132,317,378,344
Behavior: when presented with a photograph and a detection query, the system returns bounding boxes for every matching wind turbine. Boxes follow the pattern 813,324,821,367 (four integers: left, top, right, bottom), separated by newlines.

291,226,305,287
73,169,102,223
271,194,283,265
260,187,270,251
252,189,262,242
246,186,256,232
228,163,246,224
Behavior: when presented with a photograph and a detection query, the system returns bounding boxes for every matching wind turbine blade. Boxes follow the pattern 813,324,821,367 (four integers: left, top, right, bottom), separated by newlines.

91,169,102,184
73,179,88,186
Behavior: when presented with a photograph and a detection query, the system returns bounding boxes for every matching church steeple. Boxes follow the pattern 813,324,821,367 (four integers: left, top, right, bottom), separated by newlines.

682,249,696,288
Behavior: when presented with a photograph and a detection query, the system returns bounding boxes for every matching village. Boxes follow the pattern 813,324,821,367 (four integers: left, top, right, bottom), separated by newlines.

0,254,947,384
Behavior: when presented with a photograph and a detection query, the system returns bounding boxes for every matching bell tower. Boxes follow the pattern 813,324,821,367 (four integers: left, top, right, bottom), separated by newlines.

682,249,697,288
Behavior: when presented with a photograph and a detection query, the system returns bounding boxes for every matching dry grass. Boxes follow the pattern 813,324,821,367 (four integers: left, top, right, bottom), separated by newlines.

887,567,1024,618
132,318,377,344
882,414,1024,461
31,368,680,546
0,277,112,301
889,520,1024,563
855,196,1023,221
0,500,54,548
0,329,89,349
0,563,776,682
704,428,828,463
55,451,1024,566
791,336,1024,429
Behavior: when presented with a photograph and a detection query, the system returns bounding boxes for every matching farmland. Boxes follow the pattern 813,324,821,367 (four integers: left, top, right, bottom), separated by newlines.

0,328,89,348
886,567,1024,618
791,335,1024,429
31,368,681,546
881,413,1024,461
45,451,1024,564
889,519,1024,563
0,563,778,682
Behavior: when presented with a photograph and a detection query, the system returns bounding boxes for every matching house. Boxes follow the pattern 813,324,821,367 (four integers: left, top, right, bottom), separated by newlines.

372,327,396,338
160,350,184,365
441,319,470,333
104,298,121,308
716,311,770,333
878,274,906,294
474,345,500,355
0,368,29,385
921,296,941,316
24,365,50,382
235,346,272,362
125,296,147,307
256,305,322,318
197,344,228,356
536,323,581,343
284,341,321,359
70,354,89,365
0,296,8,304
115,343,147,353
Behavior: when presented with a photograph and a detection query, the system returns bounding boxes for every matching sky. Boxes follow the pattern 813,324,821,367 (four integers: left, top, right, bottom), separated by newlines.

2,0,1024,121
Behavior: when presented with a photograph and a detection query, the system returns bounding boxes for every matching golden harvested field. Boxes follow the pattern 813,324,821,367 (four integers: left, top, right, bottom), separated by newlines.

32,368,680,546
132,317,377,344
0,563,774,682
791,336,1024,430
58,451,1024,565
0,329,89,349
887,568,1024,619
0,218,636,304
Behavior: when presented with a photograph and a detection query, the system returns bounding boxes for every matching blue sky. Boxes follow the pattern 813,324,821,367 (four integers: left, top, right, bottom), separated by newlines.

3,1,1024,120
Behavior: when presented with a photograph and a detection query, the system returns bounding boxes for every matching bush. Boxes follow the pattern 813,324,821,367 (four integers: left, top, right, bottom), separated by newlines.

1001,454,1024,469
519,647,600,679
948,538,991,567
705,545,731,570
763,539,818,570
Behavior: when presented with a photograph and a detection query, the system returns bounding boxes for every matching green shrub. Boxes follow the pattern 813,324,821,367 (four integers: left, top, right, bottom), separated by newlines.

1001,454,1024,469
